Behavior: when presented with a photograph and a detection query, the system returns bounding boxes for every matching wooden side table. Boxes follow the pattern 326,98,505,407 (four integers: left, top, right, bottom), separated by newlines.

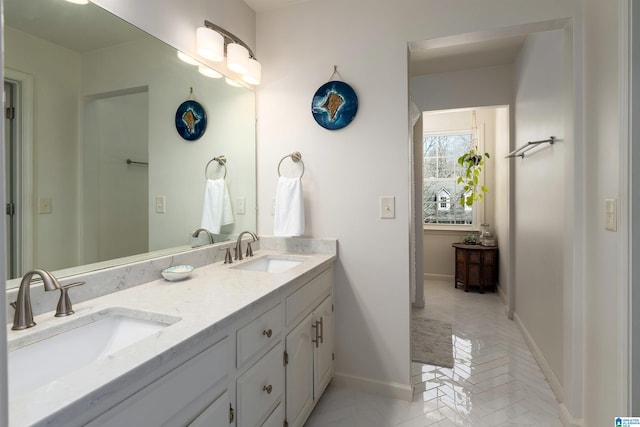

452,243,498,293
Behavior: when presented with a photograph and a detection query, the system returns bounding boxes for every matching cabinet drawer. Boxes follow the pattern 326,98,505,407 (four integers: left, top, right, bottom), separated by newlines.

88,337,229,427
237,303,283,368
286,267,332,327
237,343,283,427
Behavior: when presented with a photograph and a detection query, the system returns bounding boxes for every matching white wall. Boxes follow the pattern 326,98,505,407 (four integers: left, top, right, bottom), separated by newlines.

513,28,566,402
256,0,581,398
412,64,513,112
583,0,626,423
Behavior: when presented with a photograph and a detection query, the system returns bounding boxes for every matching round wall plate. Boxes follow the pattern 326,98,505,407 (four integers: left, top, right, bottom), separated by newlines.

175,100,207,141
311,80,358,130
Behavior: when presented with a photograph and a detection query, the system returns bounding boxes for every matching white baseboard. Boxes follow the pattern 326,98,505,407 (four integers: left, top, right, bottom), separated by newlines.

559,403,584,427
513,313,582,427
332,372,413,402
423,273,454,281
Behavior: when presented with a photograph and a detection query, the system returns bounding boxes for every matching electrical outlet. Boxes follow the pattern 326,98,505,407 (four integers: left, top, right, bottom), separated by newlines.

155,195,166,213
380,196,395,219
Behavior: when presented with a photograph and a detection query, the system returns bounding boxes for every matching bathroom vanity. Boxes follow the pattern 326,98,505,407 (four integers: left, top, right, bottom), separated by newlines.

6,240,336,427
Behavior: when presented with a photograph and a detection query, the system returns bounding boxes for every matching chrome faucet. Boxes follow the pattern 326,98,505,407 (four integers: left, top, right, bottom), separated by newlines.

11,269,62,330
235,231,258,261
192,228,215,246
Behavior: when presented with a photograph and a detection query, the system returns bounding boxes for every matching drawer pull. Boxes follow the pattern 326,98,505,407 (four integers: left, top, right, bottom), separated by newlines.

262,329,273,338
262,384,273,394
318,317,324,344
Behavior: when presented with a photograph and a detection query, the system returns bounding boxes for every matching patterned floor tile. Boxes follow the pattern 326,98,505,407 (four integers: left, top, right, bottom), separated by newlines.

304,279,562,426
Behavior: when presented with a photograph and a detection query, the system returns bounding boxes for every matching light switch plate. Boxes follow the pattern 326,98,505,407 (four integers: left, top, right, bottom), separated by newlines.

155,195,166,214
380,196,395,219
605,198,617,231
236,197,246,215
39,197,52,214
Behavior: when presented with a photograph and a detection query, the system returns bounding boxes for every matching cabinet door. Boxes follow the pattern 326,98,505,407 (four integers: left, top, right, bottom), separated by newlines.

285,313,314,427
313,296,333,399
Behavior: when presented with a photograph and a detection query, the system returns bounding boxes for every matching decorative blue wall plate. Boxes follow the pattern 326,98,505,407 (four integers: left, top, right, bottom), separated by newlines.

311,80,358,130
175,100,207,141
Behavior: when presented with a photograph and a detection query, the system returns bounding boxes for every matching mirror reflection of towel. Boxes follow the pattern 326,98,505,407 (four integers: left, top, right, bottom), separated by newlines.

274,176,305,237
201,178,234,234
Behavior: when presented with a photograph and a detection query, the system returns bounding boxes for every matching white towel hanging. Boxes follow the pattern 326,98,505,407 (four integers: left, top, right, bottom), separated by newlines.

273,176,305,237
201,178,234,234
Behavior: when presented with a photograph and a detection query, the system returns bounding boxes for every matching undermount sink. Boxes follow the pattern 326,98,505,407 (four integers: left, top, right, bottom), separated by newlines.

8,308,181,398
231,255,306,273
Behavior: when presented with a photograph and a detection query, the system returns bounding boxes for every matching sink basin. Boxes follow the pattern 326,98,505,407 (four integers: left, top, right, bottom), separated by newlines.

231,255,305,273
8,308,180,398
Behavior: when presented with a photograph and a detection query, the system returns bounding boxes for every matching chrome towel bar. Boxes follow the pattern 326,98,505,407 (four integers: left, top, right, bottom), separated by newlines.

506,136,555,158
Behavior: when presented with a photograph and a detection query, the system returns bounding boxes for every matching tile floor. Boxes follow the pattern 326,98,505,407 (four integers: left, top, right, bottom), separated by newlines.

304,279,563,426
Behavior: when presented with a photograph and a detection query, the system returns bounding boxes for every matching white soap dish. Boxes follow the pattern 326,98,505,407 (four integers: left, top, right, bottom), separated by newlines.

161,265,194,281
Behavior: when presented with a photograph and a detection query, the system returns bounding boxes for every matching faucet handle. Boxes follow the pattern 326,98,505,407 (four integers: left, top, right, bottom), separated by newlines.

55,281,84,317
224,247,233,264
246,242,254,258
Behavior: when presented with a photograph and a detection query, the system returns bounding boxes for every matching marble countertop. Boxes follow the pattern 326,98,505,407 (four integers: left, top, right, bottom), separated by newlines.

7,247,336,427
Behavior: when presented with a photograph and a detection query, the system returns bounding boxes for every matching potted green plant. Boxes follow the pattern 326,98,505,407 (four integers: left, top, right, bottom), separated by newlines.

457,148,490,207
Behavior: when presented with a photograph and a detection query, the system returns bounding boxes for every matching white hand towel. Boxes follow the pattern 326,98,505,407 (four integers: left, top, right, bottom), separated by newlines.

200,178,234,234
274,176,305,237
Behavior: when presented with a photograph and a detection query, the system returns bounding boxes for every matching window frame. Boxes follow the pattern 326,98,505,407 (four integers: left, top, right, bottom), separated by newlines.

422,129,483,231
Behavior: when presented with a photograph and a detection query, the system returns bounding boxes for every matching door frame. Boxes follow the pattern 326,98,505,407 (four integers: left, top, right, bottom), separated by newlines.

4,68,34,277
621,0,637,414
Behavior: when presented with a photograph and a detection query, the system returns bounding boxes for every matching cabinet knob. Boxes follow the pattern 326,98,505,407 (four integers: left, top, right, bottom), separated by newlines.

262,329,273,338
262,384,273,394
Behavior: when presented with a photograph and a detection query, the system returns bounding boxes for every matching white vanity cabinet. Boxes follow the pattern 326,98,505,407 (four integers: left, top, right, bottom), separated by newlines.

284,268,334,427
84,264,334,427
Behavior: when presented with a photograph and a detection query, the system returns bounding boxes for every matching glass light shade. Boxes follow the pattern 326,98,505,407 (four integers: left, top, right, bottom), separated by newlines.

226,43,249,74
198,65,222,79
177,51,200,66
65,0,89,3
196,27,224,62
242,59,261,85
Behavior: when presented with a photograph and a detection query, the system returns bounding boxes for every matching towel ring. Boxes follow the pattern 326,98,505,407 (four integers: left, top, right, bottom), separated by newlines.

277,152,305,178
205,156,227,179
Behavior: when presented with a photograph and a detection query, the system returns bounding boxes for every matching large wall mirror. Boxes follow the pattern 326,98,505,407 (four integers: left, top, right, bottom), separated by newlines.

4,0,257,287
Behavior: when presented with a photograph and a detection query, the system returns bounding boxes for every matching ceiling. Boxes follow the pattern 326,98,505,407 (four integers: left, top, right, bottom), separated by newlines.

409,35,526,77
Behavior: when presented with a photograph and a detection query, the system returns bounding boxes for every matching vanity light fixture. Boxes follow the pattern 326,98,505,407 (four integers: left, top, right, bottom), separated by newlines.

65,0,89,4
196,20,261,85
